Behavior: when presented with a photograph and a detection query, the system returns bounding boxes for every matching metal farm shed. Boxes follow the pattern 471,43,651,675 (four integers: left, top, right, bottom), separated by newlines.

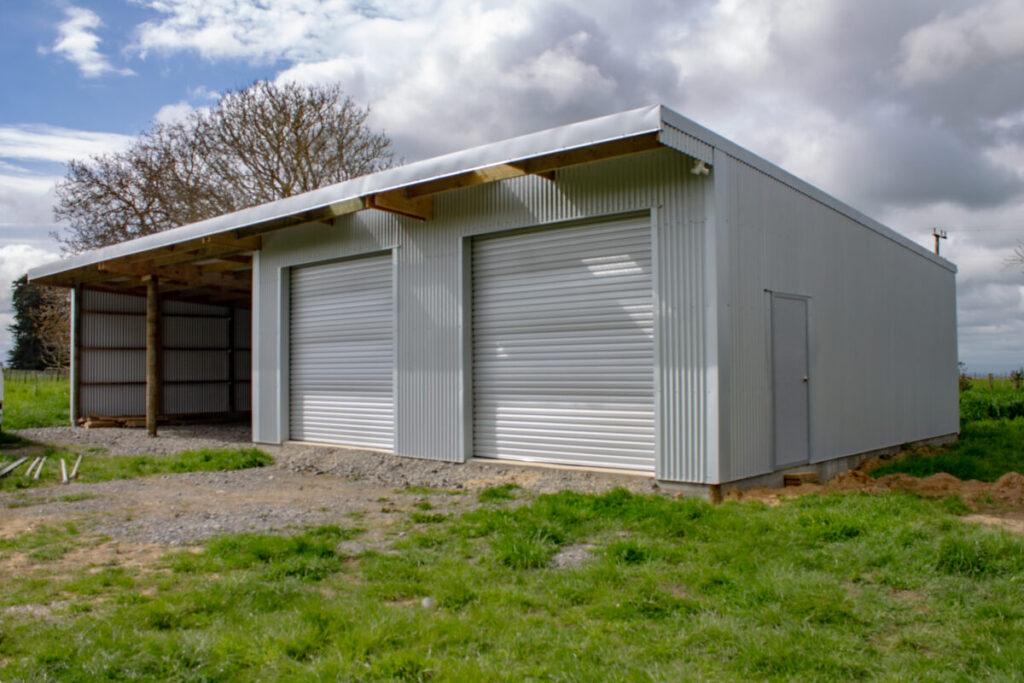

29,104,959,493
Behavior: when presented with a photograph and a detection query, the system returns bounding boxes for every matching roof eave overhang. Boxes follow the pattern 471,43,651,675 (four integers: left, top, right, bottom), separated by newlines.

29,105,670,297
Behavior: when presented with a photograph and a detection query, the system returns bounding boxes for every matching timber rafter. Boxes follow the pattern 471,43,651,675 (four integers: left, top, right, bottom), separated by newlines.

33,131,667,297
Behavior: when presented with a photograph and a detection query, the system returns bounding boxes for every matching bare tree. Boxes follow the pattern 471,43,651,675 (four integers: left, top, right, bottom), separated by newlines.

30,287,71,369
1011,242,1024,269
55,81,393,252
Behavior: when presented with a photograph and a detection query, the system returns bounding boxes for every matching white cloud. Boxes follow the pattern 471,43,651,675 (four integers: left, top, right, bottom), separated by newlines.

0,125,133,164
0,124,133,257
132,0,360,63
0,174,61,227
896,0,1024,85
33,0,1024,371
52,6,135,78
153,101,195,125
0,245,61,290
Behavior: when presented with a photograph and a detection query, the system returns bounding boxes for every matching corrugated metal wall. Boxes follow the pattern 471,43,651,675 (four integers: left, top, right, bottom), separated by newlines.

79,289,252,417
255,148,712,480
715,153,958,482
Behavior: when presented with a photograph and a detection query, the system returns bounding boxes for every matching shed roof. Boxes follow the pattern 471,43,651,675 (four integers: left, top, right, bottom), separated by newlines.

29,104,954,301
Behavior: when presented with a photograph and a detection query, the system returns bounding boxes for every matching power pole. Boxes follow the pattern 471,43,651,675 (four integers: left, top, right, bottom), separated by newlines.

933,228,947,256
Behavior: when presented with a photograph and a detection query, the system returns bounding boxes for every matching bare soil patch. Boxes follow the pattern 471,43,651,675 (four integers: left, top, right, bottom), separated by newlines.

728,466,1024,533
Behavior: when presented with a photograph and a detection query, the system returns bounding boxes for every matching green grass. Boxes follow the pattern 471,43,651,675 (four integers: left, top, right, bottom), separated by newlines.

960,383,1024,424
868,383,1024,481
2,489,1023,680
871,417,1024,481
3,377,69,429
0,447,273,491
478,482,519,502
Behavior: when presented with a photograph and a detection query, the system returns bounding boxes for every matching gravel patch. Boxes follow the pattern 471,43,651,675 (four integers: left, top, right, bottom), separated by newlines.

13,423,252,455
550,543,597,569
277,443,658,495
3,424,660,550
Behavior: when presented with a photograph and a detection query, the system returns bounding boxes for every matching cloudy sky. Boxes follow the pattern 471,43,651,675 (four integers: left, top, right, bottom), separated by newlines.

1,0,1022,372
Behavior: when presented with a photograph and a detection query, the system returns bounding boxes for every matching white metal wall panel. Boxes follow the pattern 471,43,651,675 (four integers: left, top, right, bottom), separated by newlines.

717,153,959,481
256,149,711,480
289,253,394,449
472,217,655,471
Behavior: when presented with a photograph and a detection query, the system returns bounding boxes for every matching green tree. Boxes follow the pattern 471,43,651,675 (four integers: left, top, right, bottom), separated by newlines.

7,275,46,370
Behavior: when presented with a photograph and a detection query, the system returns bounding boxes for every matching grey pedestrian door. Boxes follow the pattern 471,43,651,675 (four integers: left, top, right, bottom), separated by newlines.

472,216,655,471
771,293,810,467
289,253,394,450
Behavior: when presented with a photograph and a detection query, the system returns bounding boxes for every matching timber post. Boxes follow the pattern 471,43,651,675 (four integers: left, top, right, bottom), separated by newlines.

144,275,162,436
70,284,83,425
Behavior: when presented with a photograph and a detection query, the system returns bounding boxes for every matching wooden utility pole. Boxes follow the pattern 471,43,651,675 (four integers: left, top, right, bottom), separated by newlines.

144,275,162,436
933,228,947,256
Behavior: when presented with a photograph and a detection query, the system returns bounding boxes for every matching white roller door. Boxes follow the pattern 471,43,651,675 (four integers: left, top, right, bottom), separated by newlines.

289,253,394,449
472,216,655,471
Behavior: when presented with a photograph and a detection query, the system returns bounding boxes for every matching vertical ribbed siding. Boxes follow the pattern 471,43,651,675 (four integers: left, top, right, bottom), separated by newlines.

655,172,708,483
659,121,714,164
719,154,958,480
257,149,713,480
255,217,400,443
79,290,252,418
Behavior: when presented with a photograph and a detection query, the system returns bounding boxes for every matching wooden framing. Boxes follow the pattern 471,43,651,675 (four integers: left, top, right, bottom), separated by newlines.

70,285,83,425
145,276,161,436
367,191,434,221
32,132,666,304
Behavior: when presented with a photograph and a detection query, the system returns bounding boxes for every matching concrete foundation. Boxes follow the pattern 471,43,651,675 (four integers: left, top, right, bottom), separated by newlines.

657,432,960,501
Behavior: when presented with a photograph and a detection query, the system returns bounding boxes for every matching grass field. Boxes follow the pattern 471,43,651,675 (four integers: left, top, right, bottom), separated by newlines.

2,373,1023,679
0,447,273,492
1,488,1023,680
3,374,69,430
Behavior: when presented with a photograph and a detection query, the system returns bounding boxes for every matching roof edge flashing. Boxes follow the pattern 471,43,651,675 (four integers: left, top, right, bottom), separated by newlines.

30,105,664,283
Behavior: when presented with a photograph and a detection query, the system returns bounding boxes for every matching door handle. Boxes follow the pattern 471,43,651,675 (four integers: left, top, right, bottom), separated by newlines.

802,376,808,382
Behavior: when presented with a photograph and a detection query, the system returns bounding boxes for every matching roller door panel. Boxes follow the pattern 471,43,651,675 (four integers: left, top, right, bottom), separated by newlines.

289,254,393,450
472,217,655,471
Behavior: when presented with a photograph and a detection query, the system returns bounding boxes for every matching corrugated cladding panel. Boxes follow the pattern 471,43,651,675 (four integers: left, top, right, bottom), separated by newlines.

80,290,144,416
718,154,958,481
655,168,708,483
234,308,252,348
164,317,228,349
234,350,252,380
256,149,712,480
234,384,252,411
83,385,145,417
83,290,145,313
163,299,228,316
79,289,252,417
659,122,714,164
81,349,144,383
82,312,144,348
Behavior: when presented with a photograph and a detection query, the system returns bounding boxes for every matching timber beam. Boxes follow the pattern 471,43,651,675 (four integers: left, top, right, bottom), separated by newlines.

97,260,251,292
33,133,664,292
367,191,434,221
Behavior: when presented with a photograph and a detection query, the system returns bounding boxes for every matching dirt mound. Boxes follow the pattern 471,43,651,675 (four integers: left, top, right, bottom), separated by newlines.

728,467,1024,509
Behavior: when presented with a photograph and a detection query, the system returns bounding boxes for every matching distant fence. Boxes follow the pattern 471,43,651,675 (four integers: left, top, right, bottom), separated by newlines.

1,368,70,383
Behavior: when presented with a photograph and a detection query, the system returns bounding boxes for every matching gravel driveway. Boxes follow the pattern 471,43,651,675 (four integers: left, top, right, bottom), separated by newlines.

3,425,656,551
